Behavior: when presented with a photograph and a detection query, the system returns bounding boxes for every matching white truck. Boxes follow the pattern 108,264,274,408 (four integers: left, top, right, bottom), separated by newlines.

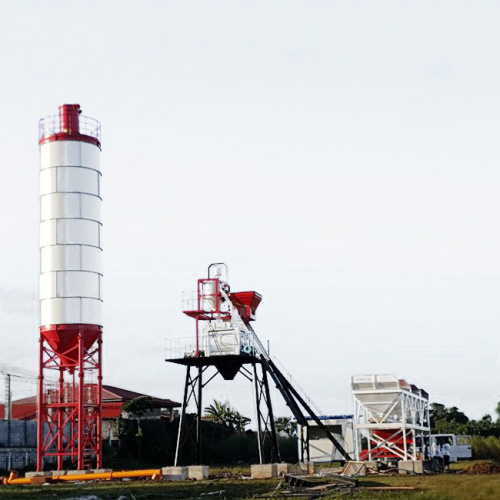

430,434,472,462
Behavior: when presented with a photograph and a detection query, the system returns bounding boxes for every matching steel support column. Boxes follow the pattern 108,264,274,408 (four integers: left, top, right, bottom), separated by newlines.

174,365,205,466
196,366,203,465
173,358,281,465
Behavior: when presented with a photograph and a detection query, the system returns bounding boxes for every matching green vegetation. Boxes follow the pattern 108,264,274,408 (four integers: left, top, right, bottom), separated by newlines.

472,435,500,461
204,400,251,432
431,402,500,437
274,416,296,436
121,396,155,460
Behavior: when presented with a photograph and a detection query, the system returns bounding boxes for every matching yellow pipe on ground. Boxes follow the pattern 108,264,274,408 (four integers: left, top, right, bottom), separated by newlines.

3,468,163,485
3,477,31,485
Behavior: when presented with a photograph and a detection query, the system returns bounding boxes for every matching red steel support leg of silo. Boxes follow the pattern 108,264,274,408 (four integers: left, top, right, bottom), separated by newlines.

78,329,85,470
72,371,77,464
57,368,64,470
96,337,103,468
37,337,44,471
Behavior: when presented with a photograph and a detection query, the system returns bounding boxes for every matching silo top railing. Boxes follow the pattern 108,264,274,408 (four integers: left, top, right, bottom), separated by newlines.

39,114,101,142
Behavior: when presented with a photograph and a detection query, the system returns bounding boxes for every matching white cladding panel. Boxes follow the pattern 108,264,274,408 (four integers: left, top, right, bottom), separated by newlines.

57,219,100,246
40,167,100,196
40,141,100,170
40,220,57,248
40,298,102,325
40,245,102,273
40,140,102,327
41,193,101,221
40,271,100,300
40,219,100,247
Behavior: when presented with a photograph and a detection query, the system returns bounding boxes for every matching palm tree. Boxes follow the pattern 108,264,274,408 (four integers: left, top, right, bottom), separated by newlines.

204,399,250,431
204,400,233,426
232,413,251,432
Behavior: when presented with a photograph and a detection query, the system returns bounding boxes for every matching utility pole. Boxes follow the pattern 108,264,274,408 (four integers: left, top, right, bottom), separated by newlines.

5,373,11,421
5,373,11,447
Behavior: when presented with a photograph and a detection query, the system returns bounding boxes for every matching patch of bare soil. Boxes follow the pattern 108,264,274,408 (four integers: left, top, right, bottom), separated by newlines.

457,462,500,474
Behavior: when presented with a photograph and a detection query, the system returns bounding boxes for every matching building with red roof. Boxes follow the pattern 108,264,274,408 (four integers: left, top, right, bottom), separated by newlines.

0,385,180,423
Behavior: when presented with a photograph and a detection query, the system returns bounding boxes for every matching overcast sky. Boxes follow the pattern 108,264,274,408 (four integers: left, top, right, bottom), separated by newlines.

0,1,499,423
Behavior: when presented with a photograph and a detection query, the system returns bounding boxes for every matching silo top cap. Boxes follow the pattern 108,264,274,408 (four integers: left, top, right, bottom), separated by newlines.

39,104,101,148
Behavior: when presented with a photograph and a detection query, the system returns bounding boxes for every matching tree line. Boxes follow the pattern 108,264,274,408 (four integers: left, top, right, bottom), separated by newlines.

431,402,500,437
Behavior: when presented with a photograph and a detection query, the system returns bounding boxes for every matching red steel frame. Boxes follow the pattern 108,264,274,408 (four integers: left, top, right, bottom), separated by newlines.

37,325,102,471
183,278,232,358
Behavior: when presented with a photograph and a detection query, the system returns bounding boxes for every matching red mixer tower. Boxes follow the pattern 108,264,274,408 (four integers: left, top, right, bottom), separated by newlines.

38,105,103,470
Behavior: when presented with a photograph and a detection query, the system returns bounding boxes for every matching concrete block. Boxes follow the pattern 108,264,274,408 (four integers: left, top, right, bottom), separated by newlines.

251,464,277,479
50,470,68,476
296,462,315,475
365,461,377,471
162,466,188,481
343,461,367,476
187,465,209,480
25,471,46,478
66,470,91,475
276,463,293,476
398,460,423,475
414,460,424,474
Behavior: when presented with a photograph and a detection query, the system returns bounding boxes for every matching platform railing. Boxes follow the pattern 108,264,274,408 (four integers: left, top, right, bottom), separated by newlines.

39,114,101,142
165,332,255,359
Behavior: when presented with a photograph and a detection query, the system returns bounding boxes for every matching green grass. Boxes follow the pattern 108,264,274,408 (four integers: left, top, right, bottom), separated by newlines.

0,461,499,499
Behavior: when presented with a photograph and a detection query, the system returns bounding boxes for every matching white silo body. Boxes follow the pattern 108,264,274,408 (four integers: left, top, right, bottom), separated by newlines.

39,109,102,328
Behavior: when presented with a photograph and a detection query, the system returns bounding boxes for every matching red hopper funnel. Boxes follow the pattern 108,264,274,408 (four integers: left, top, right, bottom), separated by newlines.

229,291,262,323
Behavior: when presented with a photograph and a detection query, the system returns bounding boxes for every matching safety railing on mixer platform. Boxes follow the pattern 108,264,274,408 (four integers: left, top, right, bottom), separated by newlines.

164,338,198,360
165,331,255,359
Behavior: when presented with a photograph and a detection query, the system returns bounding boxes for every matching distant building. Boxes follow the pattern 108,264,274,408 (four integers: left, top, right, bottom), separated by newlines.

100,385,181,443
0,385,180,441
0,385,180,468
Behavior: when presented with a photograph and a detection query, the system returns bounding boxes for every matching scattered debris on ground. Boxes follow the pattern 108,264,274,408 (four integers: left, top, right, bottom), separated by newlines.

457,463,500,475
209,471,250,480
255,474,415,499
321,461,401,477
